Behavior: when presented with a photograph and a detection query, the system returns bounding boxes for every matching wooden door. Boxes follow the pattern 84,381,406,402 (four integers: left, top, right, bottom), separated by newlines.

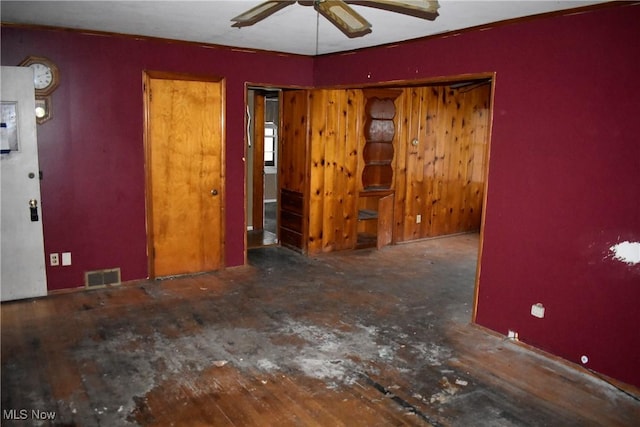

145,74,224,278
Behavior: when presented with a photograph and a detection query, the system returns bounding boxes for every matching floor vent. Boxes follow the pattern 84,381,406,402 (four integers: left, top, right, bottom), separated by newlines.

85,268,121,288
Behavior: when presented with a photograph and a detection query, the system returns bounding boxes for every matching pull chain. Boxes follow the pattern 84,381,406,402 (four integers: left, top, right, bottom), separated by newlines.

315,0,320,55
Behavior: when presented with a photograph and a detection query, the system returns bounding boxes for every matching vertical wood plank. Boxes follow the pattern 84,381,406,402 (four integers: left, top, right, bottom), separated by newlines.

392,90,408,241
280,90,308,194
308,90,326,254
422,86,439,238
341,89,361,251
412,87,427,240
448,86,466,234
252,92,265,230
430,86,449,236
322,90,338,252
403,88,422,240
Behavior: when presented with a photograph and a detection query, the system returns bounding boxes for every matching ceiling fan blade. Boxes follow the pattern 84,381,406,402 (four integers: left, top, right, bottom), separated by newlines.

347,0,440,21
315,0,372,38
231,1,296,28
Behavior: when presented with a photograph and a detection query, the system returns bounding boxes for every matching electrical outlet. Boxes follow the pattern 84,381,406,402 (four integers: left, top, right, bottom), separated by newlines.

416,214,422,224
507,330,519,340
531,303,545,318
50,253,59,266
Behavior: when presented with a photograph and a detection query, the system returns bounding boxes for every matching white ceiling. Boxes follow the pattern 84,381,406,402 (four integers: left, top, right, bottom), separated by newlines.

1,1,606,56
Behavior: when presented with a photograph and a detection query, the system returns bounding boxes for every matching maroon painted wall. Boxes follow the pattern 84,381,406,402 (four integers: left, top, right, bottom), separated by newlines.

3,2,639,388
316,3,640,387
1,27,313,291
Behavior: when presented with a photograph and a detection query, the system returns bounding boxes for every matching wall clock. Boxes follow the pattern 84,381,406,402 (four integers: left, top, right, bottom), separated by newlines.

19,56,60,124
19,56,60,97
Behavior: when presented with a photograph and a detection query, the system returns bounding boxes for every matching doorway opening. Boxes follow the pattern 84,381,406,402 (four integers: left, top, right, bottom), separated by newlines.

246,88,281,249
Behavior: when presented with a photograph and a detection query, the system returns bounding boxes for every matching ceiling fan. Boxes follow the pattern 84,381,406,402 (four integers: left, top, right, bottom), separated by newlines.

231,0,440,39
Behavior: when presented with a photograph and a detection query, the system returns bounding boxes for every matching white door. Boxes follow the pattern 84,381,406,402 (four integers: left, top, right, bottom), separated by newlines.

1,66,47,301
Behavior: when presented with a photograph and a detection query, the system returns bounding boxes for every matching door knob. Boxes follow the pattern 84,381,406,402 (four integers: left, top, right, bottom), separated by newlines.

211,189,218,196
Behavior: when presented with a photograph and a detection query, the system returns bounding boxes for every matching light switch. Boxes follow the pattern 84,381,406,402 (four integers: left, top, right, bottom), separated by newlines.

62,252,72,266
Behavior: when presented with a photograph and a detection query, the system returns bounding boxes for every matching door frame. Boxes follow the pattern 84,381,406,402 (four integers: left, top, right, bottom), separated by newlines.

243,75,494,327
143,70,226,279
244,85,288,256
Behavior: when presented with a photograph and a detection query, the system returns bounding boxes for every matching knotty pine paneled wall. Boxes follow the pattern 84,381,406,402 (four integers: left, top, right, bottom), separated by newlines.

308,89,363,254
394,84,490,242
279,84,490,253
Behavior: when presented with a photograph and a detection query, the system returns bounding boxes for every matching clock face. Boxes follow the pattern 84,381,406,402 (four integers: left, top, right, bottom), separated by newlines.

30,63,54,90
19,56,59,96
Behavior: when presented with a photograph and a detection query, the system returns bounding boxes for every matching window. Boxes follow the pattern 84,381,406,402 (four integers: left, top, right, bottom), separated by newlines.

264,122,277,167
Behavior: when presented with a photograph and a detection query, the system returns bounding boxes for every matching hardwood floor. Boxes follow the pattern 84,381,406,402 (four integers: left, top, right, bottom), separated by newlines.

2,234,639,426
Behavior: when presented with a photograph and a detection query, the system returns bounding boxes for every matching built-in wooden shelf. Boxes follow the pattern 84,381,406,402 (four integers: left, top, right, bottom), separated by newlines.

362,95,396,190
357,89,401,250
358,209,378,221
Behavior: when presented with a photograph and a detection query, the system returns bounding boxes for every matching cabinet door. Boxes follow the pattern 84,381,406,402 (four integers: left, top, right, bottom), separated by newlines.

377,193,394,249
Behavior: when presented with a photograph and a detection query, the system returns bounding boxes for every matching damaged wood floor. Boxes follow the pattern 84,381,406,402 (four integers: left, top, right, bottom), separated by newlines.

2,234,639,426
